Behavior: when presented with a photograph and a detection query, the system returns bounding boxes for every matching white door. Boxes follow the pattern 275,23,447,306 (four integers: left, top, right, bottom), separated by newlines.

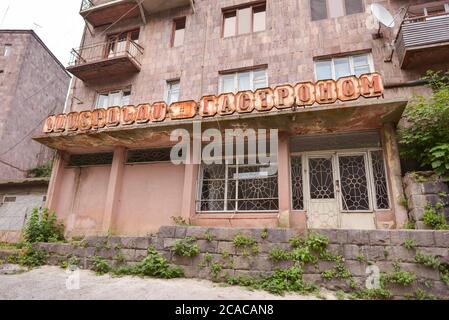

337,153,376,229
304,152,376,229
306,155,339,229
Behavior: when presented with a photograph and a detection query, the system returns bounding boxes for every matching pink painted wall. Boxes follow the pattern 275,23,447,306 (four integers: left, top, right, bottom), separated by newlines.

53,166,111,236
113,162,185,235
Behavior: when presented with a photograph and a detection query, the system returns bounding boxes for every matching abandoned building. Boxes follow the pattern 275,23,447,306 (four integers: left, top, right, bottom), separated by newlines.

33,0,449,236
0,30,71,241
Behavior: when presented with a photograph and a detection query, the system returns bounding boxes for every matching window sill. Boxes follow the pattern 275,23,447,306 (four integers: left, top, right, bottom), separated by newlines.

222,29,266,40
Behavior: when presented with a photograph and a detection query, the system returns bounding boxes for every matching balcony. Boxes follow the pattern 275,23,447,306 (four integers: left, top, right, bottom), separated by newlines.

395,13,449,69
67,39,144,82
80,0,194,27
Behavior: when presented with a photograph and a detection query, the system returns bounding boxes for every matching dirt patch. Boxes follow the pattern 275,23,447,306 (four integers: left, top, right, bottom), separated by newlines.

0,266,338,300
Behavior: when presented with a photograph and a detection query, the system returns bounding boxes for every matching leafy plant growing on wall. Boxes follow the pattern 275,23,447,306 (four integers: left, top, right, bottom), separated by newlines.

399,70,449,179
172,237,200,257
26,161,53,178
23,208,65,243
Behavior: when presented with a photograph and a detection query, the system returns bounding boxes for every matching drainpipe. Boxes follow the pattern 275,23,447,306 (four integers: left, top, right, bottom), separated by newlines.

384,79,427,89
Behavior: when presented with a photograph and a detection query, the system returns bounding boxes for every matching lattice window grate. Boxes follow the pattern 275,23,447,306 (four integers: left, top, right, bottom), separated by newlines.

126,148,172,163
68,153,113,167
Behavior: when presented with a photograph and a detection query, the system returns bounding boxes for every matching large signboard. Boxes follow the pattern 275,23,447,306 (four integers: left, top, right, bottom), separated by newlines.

42,73,384,134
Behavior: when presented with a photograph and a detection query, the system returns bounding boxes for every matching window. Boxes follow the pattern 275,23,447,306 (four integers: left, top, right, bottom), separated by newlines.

314,53,373,80
127,148,172,163
95,88,131,108
219,68,268,93
68,153,114,167
3,44,12,56
197,162,278,212
106,29,139,58
406,2,449,21
223,3,266,37
172,17,186,47
166,80,180,105
310,0,364,21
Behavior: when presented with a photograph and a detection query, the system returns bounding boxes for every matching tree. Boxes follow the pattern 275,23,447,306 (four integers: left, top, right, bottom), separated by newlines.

399,70,449,180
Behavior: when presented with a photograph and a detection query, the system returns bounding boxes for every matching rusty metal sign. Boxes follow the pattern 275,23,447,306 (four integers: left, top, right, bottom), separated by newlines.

42,73,384,133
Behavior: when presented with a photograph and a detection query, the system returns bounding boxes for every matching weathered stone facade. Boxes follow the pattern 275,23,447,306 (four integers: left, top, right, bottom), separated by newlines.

0,30,70,179
30,226,449,299
403,172,449,229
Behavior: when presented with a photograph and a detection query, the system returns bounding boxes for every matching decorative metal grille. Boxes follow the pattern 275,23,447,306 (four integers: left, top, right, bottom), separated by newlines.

291,156,304,210
370,150,390,209
68,153,113,167
126,148,172,163
198,163,278,212
308,158,335,199
338,155,370,211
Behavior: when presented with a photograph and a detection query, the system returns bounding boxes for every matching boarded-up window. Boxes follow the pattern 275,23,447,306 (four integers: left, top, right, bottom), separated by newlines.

172,17,186,47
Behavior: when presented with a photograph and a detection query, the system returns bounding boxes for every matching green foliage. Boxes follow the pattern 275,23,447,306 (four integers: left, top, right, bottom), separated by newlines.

382,264,416,286
414,251,440,269
403,238,417,250
399,70,449,179
260,228,268,240
221,250,230,259
23,208,65,243
27,161,53,178
290,246,317,265
258,266,317,295
90,256,111,275
336,290,346,300
172,237,200,257
356,254,367,263
321,259,351,280
399,197,409,209
269,247,290,262
405,219,416,230
226,275,257,287
204,231,214,242
233,234,256,247
171,216,189,226
351,288,392,300
210,262,222,280
200,253,213,267
289,236,305,249
422,204,449,230
414,289,437,300
17,244,47,268
305,233,329,252
131,247,184,278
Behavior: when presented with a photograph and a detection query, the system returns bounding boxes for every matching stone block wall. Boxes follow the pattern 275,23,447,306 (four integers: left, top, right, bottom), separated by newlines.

403,172,449,229
29,226,449,299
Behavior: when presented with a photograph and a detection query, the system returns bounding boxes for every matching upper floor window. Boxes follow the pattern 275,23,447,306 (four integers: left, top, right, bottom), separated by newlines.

219,67,268,93
314,53,373,81
310,0,364,21
166,80,180,105
223,2,266,38
406,2,449,21
96,88,131,108
3,44,12,57
172,17,186,47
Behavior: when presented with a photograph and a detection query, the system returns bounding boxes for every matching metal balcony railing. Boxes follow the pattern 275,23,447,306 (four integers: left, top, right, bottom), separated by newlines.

395,12,449,68
68,39,144,68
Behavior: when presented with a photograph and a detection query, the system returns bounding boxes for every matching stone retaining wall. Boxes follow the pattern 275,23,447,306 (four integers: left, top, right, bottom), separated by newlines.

31,227,449,299
403,172,449,229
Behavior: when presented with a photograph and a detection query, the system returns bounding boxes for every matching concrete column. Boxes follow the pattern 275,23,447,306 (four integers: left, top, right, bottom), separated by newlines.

381,123,408,229
102,147,126,233
46,151,65,211
181,145,199,223
277,131,291,228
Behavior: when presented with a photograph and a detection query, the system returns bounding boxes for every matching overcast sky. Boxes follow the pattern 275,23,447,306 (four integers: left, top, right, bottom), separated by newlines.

0,0,85,65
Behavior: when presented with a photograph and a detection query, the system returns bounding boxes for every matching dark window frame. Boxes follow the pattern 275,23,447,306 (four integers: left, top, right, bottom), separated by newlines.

310,0,365,21
171,17,186,47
